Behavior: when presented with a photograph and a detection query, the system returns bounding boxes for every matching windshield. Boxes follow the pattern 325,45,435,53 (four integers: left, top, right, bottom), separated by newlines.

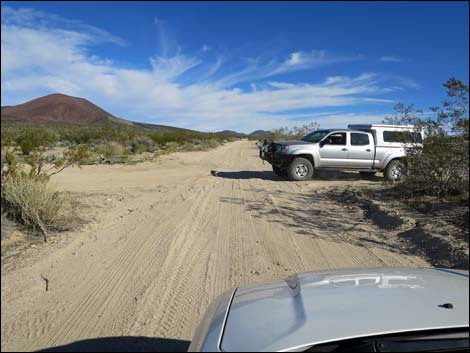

307,329,469,353
301,130,331,143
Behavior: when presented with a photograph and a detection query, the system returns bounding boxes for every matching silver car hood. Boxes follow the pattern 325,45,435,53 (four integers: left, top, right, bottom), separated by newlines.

220,267,469,352
274,140,315,147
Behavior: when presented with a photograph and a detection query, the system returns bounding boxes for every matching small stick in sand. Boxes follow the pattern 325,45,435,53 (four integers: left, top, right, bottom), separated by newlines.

40,275,49,291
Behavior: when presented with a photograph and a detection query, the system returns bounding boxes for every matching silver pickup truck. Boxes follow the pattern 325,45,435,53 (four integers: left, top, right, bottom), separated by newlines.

259,124,423,182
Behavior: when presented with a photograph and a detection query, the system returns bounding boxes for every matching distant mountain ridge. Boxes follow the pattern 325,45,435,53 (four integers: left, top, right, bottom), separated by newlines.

249,129,272,136
215,130,247,137
1,93,274,136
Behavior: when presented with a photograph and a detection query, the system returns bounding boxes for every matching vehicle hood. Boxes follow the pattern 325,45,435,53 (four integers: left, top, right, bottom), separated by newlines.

220,267,469,352
274,140,315,146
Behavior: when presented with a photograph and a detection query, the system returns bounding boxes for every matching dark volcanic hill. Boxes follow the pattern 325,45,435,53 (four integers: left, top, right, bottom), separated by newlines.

249,129,272,136
0,93,193,132
215,130,246,137
1,93,131,125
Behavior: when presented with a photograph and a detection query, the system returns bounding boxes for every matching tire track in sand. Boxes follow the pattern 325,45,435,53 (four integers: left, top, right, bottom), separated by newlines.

2,141,430,352
34,186,210,349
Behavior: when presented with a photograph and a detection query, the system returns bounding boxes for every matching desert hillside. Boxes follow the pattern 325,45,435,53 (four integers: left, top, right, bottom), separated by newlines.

1,93,195,133
1,94,128,125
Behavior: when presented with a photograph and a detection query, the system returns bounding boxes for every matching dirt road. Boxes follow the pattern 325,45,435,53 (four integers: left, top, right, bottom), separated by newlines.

1,141,430,351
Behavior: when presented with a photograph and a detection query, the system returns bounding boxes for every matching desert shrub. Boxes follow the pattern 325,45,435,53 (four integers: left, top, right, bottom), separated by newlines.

130,136,157,154
122,148,130,163
1,146,90,241
401,135,469,196
192,138,202,146
150,132,191,145
1,174,70,239
271,121,320,140
202,138,220,149
178,143,196,152
163,141,181,153
1,129,15,148
16,128,57,155
97,141,124,162
384,78,469,197
28,144,92,178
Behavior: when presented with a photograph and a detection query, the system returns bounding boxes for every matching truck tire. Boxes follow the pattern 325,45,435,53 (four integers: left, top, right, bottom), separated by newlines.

272,166,287,177
287,157,313,181
384,160,405,182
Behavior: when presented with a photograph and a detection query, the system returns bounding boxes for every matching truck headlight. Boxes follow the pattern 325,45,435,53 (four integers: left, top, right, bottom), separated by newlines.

276,145,289,153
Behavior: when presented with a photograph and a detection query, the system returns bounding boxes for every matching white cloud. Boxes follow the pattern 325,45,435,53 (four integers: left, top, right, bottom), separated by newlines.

380,56,403,63
270,50,362,76
1,6,410,133
1,6,126,46
153,16,170,56
286,51,302,65
149,55,201,82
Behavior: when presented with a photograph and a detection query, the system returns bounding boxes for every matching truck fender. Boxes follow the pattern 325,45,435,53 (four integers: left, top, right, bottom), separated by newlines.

289,149,319,167
382,152,406,170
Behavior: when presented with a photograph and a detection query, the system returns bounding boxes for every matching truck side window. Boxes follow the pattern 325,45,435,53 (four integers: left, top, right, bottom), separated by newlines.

325,133,346,145
351,133,370,146
383,131,423,143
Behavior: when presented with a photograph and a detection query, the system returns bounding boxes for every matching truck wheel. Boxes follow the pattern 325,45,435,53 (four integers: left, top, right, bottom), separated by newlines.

384,160,405,182
272,166,287,177
287,158,313,181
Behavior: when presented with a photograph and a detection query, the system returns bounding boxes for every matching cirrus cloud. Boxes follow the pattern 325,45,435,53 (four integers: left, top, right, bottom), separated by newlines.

1,6,417,133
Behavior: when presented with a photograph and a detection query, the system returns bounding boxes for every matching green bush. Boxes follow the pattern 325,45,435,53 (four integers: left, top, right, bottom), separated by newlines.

16,128,56,155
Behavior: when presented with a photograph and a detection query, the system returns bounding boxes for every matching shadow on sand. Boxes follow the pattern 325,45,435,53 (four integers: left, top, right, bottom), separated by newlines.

36,336,190,352
219,186,469,270
214,169,383,182
215,170,280,181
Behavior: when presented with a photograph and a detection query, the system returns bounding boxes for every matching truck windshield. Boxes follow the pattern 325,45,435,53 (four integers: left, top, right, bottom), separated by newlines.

301,130,331,143
306,329,469,353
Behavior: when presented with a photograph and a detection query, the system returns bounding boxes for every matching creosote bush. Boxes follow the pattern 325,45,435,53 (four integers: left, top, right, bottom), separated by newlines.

384,77,469,197
270,122,321,140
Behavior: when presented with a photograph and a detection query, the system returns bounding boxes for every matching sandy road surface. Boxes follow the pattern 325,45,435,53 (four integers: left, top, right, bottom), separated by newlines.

1,141,428,351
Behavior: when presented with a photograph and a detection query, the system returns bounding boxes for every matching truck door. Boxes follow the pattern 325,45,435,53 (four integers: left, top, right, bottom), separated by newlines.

347,132,375,168
318,132,349,167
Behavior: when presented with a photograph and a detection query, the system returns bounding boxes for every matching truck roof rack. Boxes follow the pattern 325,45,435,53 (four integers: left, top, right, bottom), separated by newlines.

348,124,415,129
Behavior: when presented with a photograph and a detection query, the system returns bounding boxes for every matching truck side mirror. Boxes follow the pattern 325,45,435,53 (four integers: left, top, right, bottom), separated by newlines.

320,138,330,147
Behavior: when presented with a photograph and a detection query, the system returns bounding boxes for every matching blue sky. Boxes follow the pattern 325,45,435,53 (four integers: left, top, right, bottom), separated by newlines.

1,1,468,133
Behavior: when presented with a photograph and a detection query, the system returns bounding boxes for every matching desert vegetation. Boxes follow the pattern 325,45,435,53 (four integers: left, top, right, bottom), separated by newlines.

2,123,238,161
1,140,90,241
384,77,469,199
270,121,321,139
246,121,321,141
1,174,70,242
1,122,239,241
